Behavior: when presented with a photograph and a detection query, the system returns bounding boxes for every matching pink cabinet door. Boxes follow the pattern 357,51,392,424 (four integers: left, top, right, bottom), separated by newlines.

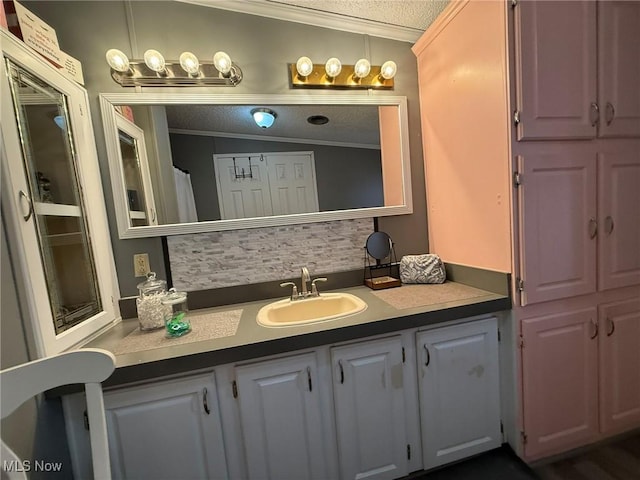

598,1,640,138
521,306,599,459
517,145,597,305
598,148,640,290
514,1,596,140
599,296,640,434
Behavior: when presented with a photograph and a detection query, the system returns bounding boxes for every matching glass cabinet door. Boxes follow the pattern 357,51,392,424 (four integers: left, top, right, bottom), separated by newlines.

5,59,101,334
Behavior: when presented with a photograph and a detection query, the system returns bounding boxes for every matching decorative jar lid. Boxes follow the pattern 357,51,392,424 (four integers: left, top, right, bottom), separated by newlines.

161,288,187,305
136,272,167,296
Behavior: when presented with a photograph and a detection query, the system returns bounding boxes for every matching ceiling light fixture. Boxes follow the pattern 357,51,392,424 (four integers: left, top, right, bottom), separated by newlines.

289,57,396,89
251,108,277,129
307,115,329,125
106,48,242,87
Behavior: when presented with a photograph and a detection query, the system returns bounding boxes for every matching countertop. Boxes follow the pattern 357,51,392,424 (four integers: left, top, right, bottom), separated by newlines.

76,281,510,391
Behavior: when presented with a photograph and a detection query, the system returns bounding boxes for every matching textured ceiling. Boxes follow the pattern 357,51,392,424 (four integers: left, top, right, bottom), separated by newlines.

165,104,381,146
268,0,450,31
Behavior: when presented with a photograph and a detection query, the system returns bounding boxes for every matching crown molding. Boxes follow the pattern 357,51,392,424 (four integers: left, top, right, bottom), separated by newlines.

178,0,423,43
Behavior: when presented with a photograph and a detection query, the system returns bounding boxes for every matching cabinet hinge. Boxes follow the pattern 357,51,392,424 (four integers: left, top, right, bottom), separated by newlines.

500,421,504,434
513,110,521,125
79,104,84,116
232,380,238,399
513,171,522,188
497,329,501,342
402,347,406,363
511,0,518,8
519,335,525,349
407,444,411,460
521,431,528,445
516,277,524,293
83,410,90,430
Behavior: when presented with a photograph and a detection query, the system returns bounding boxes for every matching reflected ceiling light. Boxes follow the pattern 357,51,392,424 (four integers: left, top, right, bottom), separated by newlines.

380,60,397,80
288,57,396,89
53,115,66,130
295,56,314,77
143,49,166,73
105,49,130,73
354,58,371,79
213,51,232,75
106,48,242,87
251,108,277,129
179,52,200,76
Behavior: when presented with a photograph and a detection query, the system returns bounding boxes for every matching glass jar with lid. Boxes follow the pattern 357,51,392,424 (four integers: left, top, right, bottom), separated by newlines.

161,288,191,338
136,272,170,331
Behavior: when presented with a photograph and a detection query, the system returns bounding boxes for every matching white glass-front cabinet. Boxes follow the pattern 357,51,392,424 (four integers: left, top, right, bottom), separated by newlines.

1,30,119,357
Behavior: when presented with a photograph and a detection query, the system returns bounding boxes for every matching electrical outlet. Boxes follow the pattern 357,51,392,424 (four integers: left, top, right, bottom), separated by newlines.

133,253,150,277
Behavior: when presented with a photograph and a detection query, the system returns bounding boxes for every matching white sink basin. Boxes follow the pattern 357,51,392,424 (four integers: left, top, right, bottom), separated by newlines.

257,293,367,327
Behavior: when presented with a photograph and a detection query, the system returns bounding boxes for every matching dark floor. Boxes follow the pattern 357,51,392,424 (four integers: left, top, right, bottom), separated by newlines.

408,446,537,480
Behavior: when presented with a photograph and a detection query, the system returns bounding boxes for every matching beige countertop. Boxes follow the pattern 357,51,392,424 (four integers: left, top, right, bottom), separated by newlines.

76,281,510,390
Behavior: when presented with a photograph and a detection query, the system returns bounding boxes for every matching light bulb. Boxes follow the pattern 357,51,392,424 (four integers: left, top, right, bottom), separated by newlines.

354,58,371,79
105,49,130,73
296,56,313,77
143,49,166,73
213,51,232,75
380,60,397,80
179,52,200,75
325,57,342,78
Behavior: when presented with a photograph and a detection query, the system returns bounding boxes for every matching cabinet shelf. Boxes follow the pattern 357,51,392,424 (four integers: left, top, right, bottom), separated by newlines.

35,202,81,217
128,210,146,220
46,232,83,247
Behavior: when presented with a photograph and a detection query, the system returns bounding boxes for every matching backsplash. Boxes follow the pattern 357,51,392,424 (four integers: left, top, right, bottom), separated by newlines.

167,218,374,291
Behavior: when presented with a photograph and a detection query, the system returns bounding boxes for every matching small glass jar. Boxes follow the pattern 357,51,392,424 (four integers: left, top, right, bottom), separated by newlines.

135,272,170,331
161,288,191,338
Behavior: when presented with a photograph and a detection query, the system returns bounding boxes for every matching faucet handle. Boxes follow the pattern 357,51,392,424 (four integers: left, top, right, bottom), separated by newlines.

280,282,298,300
311,277,328,295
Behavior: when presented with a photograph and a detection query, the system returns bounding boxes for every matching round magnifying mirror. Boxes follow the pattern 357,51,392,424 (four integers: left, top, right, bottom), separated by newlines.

365,231,392,260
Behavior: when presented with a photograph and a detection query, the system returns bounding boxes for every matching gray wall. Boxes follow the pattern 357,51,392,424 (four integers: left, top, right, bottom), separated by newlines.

170,133,383,220
24,0,429,298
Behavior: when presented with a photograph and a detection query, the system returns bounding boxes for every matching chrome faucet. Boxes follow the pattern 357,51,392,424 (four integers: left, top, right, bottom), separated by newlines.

300,267,311,296
280,267,328,301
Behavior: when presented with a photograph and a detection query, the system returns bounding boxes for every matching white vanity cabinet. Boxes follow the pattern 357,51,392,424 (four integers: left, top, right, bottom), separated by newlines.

416,317,502,469
233,352,332,480
331,335,410,480
103,373,228,480
1,30,118,357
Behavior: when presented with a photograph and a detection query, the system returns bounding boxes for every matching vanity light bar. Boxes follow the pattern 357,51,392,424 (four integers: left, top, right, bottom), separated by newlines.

106,49,243,87
289,58,396,90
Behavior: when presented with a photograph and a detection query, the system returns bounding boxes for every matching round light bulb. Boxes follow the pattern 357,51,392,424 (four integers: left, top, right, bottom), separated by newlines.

325,57,342,78
251,108,277,129
296,56,314,77
179,52,200,75
354,58,371,79
143,49,166,73
213,51,232,74
380,60,397,80
105,49,130,73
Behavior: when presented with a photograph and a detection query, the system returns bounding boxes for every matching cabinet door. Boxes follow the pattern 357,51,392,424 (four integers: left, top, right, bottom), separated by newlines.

417,318,501,469
517,146,597,305
235,353,329,480
1,31,117,357
104,374,228,480
331,336,407,480
514,1,597,140
521,307,599,459
598,149,640,290
598,1,640,138
599,296,640,434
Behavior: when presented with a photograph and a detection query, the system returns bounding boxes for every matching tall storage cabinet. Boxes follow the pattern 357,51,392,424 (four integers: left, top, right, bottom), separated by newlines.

1,30,119,357
413,0,640,462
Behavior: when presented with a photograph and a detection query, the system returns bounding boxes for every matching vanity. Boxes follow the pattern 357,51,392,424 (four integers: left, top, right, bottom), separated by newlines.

61,274,511,480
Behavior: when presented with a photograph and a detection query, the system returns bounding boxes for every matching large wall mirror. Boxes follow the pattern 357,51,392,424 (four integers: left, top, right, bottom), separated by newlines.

100,94,412,238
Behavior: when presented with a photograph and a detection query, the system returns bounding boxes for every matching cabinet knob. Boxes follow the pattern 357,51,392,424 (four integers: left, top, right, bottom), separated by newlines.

588,218,598,239
606,318,615,337
203,387,210,415
18,190,33,222
590,319,599,340
423,344,431,367
604,216,614,235
605,102,615,126
589,103,600,127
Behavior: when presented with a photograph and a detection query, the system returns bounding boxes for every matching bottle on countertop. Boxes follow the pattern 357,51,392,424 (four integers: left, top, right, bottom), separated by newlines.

136,272,170,331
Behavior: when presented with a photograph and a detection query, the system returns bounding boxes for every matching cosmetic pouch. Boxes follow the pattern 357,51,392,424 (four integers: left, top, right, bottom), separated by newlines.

399,254,446,284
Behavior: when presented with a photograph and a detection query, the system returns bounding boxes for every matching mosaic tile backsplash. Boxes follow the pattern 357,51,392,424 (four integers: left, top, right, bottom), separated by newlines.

167,218,374,291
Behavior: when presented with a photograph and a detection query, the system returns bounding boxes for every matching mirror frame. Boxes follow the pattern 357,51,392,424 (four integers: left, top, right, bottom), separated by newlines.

100,93,413,238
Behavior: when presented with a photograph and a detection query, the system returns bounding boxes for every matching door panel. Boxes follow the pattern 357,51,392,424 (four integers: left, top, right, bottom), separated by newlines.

266,152,319,215
521,307,599,459
517,146,597,305
514,1,596,139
